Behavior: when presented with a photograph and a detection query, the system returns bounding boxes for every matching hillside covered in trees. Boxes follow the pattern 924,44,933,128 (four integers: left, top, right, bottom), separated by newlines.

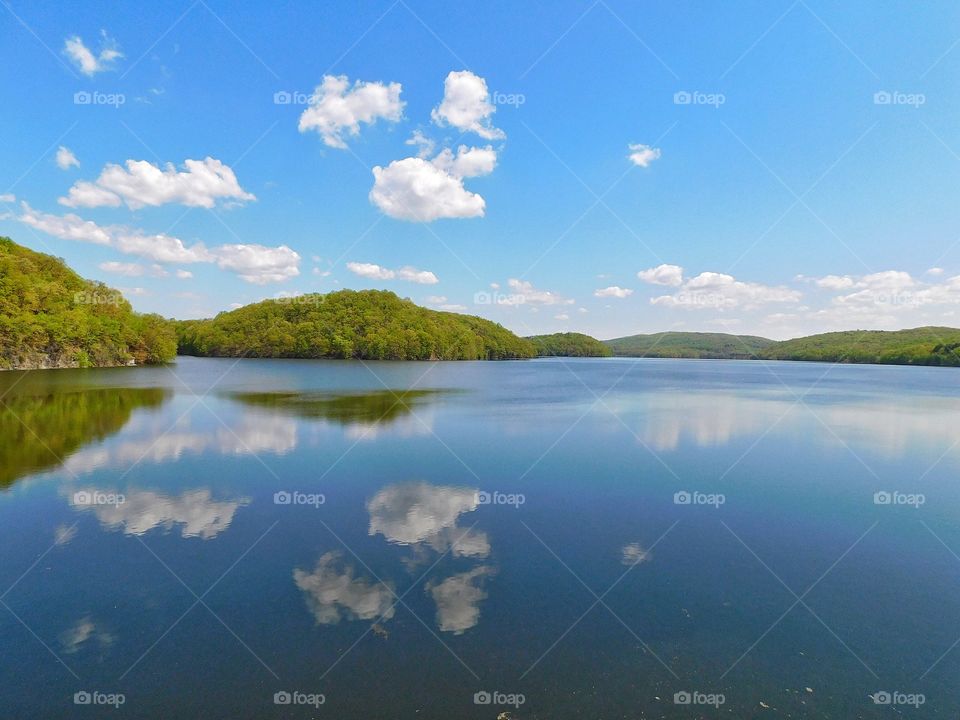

0,237,176,370
758,327,960,365
605,331,774,359
176,290,537,360
527,332,613,357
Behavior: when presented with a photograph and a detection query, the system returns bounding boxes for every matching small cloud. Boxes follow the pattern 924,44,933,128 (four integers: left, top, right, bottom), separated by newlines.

927,267,945,276
63,32,123,76
298,75,404,149
431,70,504,140
594,286,633,298
554,313,569,320
627,143,661,167
56,146,80,170
638,264,683,287
175,269,193,279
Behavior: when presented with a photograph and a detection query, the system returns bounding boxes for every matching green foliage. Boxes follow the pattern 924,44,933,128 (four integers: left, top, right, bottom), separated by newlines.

0,237,177,369
527,332,613,357
176,290,537,360
759,327,960,366
605,332,774,359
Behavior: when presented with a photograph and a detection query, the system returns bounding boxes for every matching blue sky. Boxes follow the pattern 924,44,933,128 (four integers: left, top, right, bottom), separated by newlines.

3,0,960,339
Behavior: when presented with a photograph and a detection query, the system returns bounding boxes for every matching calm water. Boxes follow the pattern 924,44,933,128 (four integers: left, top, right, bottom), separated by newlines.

2,357,960,718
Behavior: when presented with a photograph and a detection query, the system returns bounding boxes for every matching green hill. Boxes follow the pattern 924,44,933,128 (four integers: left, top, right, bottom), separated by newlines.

176,289,536,360
759,327,960,366
605,331,774,359
527,332,612,357
0,237,176,370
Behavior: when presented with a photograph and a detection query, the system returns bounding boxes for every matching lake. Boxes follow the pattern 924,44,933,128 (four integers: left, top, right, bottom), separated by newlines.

1,356,959,718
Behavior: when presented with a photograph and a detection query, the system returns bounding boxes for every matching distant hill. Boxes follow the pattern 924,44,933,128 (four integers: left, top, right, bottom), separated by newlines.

176,289,536,360
526,332,612,357
605,331,774,359
759,327,960,366
0,237,176,370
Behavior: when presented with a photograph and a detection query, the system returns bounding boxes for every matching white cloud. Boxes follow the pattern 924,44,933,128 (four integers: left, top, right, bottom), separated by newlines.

426,295,447,304
214,244,301,284
813,274,855,290
927,267,945,276
175,269,193,279
627,143,661,167
371,155,486,222
594,286,633,298
63,33,122,76
439,303,467,311
0,193,15,203
431,145,497,177
506,278,574,306
405,129,436,158
554,313,570,320
431,70,504,140
99,261,144,277
651,271,801,310
298,75,404,149
60,157,255,209
56,146,80,170
20,203,299,283
638,264,684,286
345,261,439,285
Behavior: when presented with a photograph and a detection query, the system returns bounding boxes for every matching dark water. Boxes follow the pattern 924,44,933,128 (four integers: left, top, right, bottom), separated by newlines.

1,356,959,718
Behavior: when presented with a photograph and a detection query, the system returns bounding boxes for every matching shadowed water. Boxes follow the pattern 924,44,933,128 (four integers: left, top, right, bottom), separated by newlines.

1,356,959,718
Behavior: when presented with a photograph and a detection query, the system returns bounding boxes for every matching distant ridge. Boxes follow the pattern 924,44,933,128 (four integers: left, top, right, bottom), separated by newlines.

758,326,960,366
604,331,773,359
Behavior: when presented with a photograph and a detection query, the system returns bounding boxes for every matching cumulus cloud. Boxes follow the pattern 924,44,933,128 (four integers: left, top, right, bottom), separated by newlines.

56,146,79,170
294,551,396,625
298,75,404,149
63,33,122,76
370,145,496,222
627,143,661,167
346,261,438,284
638,264,684,287
214,244,301,284
650,271,801,310
20,203,299,283
405,129,436,158
506,278,574,306
431,70,504,140
594,286,633,298
59,157,256,209
813,274,855,290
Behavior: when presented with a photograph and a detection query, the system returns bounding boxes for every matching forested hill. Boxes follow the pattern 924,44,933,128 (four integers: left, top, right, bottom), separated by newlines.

0,237,176,370
758,327,960,365
527,332,613,357
175,290,537,360
604,331,774,359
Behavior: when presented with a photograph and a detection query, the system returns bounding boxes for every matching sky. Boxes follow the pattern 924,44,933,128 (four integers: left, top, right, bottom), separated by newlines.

2,0,960,340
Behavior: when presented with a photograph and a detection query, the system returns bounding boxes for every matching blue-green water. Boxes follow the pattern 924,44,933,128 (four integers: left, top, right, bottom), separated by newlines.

1,357,959,718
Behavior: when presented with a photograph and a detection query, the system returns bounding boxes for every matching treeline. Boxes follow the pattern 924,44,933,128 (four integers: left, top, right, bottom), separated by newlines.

176,290,537,360
604,332,774,359
758,327,960,366
0,237,176,370
527,332,612,357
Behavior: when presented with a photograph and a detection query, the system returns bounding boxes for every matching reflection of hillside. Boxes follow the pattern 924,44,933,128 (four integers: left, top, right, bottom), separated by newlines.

224,389,447,425
0,387,168,488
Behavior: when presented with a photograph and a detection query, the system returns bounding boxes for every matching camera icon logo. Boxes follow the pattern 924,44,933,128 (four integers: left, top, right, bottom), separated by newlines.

673,691,692,704
74,691,92,705
873,90,892,105
73,491,92,506
673,90,692,105
474,691,492,705
74,91,92,105
873,491,892,505
274,491,292,505
871,691,892,705
274,691,292,705
673,491,691,505
274,90,292,105
476,491,491,505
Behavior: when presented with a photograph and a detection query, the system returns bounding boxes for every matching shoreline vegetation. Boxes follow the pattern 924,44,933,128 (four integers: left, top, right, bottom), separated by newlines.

4,237,960,370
